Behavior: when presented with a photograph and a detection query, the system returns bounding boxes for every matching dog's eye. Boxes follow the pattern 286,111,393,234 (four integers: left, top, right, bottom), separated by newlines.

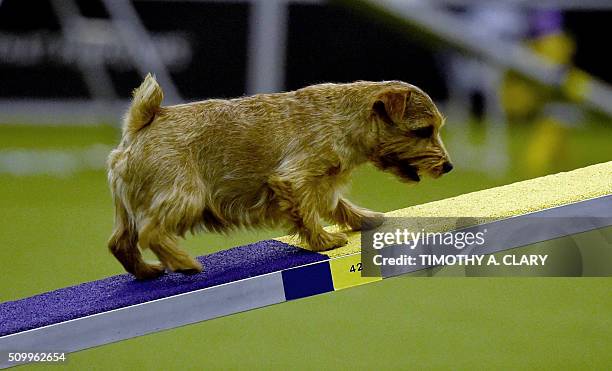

411,126,434,138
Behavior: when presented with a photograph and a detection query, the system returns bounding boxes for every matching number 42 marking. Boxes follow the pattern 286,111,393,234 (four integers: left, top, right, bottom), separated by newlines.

349,263,362,272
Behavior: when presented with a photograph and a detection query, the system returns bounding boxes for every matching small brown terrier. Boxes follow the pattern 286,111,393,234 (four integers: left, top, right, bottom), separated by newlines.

108,74,452,279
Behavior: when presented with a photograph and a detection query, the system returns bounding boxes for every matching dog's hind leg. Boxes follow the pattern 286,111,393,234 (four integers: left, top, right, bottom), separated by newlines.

138,220,202,275
108,201,165,279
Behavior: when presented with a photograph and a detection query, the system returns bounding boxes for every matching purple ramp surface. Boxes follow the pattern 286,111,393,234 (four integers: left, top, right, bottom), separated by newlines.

0,240,327,337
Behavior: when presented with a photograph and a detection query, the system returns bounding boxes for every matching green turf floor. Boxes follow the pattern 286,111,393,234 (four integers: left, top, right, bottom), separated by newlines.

0,122,610,370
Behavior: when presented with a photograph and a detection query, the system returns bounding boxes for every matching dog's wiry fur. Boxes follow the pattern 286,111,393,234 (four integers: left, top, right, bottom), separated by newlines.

108,74,452,279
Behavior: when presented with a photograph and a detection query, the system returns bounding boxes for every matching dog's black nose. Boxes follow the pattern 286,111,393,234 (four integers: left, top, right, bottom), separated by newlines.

442,161,454,174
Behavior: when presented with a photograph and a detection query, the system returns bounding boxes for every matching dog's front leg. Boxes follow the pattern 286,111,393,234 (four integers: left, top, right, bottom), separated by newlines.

268,177,348,251
331,198,385,231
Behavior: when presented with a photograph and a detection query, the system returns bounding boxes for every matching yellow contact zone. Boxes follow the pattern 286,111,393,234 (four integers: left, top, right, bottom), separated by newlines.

328,253,381,291
275,161,612,259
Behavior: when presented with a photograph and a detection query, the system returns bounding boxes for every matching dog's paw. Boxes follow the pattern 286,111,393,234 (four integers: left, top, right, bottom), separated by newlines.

172,258,203,275
357,211,385,231
134,262,166,280
346,210,385,231
310,231,348,251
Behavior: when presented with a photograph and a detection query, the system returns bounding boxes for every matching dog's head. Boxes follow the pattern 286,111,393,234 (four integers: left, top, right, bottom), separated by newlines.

367,83,452,183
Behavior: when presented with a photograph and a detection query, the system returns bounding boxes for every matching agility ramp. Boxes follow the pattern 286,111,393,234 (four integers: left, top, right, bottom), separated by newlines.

1,162,611,368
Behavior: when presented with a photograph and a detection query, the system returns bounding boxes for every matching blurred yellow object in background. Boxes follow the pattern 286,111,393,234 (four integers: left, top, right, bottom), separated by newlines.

525,117,568,176
528,32,575,65
500,72,542,118
563,68,591,102
501,32,576,120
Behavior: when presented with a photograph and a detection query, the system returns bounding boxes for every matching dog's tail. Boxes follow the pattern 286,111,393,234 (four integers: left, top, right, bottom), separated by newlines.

122,73,163,138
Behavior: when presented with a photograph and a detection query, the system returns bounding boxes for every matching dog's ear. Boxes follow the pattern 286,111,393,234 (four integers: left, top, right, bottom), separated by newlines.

372,90,411,125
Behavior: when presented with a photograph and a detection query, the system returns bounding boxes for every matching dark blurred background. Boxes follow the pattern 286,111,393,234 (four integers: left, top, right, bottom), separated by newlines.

2,0,612,101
